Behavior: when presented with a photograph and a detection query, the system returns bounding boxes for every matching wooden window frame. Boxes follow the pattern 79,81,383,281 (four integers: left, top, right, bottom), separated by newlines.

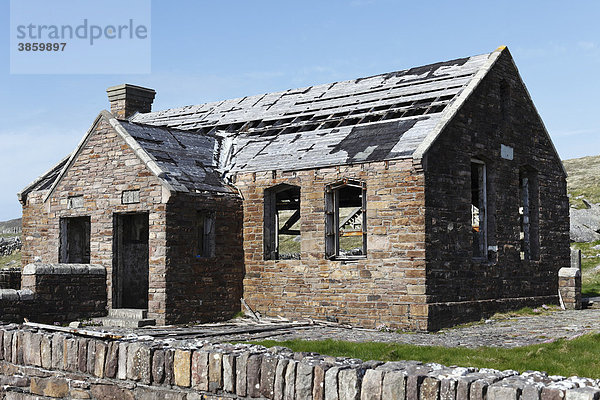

325,179,367,260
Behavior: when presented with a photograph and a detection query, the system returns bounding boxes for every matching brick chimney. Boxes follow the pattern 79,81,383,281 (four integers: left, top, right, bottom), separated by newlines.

106,84,156,119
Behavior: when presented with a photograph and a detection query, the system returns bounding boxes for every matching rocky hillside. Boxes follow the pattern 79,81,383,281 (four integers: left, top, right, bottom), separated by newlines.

0,218,21,235
564,155,600,242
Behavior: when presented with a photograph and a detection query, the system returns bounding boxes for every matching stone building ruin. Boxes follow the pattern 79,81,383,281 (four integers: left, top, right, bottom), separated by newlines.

17,46,569,330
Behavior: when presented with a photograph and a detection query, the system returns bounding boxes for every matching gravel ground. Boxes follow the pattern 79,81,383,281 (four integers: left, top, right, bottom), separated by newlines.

106,308,600,349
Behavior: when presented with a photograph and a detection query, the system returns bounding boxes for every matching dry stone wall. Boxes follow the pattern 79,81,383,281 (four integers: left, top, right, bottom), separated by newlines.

0,325,600,400
0,263,106,324
0,268,21,290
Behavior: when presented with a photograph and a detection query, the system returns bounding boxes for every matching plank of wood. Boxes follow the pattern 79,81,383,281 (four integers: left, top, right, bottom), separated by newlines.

24,321,124,340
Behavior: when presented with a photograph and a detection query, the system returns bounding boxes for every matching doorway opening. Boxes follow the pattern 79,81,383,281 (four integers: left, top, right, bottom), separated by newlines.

113,213,149,309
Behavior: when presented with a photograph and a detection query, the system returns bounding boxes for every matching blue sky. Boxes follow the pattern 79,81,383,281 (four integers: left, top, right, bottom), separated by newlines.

1,0,599,221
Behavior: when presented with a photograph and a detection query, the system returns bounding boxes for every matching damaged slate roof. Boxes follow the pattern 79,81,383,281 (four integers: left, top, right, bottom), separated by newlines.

131,51,493,173
25,49,503,197
116,120,234,194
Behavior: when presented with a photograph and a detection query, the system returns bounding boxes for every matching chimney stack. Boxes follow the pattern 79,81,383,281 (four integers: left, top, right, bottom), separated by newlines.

106,84,156,119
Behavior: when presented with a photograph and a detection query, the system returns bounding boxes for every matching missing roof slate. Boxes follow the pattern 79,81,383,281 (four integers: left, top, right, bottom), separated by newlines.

329,118,426,163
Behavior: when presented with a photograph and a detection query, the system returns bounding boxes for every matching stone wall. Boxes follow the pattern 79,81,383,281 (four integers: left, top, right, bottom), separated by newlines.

0,325,599,400
20,116,168,324
0,237,21,257
0,268,21,290
234,160,428,331
558,267,581,310
422,49,570,330
165,192,244,324
0,263,106,324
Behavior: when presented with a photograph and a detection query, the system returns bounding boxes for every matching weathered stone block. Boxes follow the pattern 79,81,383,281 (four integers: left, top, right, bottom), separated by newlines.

325,366,342,400
30,376,69,398
3,329,12,362
236,352,249,397
40,335,52,369
247,354,263,398
127,342,152,383
566,388,600,400
209,351,223,392
87,339,96,374
260,355,278,399
77,338,88,373
488,384,521,400
164,348,175,385
50,334,64,370
296,361,314,400
284,359,297,400
174,349,191,387
361,369,383,400
440,378,457,400
192,350,209,391
152,349,165,384
541,387,566,400
339,368,361,400
406,374,425,400
117,342,128,380
382,370,406,400
64,338,78,372
90,383,135,400
223,353,236,393
274,358,289,400
314,363,329,400
104,341,119,378
420,377,440,400
94,341,107,378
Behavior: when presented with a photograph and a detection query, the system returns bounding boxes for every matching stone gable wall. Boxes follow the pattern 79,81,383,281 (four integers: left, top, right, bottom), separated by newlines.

21,117,168,324
423,50,570,330
234,160,428,330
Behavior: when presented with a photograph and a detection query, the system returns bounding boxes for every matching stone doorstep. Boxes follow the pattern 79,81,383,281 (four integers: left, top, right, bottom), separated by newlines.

93,309,155,328
108,308,147,319
94,317,156,328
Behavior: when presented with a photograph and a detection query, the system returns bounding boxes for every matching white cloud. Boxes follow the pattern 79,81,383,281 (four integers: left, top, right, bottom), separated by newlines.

578,41,596,50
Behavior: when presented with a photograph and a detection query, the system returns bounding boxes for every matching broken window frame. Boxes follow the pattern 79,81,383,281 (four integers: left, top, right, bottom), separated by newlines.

471,159,488,260
264,184,301,260
196,210,216,258
59,216,91,264
519,167,539,261
325,179,367,260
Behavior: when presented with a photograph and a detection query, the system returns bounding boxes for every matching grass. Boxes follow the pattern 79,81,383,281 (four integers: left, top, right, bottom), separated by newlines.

563,155,600,209
0,233,22,268
571,240,600,296
0,250,21,268
250,334,600,378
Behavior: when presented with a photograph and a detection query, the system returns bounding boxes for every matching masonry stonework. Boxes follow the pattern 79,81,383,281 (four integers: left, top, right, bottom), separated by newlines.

236,160,427,330
18,47,570,331
423,50,569,329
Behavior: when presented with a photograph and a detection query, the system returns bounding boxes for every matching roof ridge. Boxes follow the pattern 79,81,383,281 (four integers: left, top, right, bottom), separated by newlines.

133,51,492,120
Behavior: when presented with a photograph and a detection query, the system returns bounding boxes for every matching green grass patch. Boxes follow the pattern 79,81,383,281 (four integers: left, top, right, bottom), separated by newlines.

572,241,600,296
250,334,600,378
0,250,21,269
0,233,19,238
563,155,600,208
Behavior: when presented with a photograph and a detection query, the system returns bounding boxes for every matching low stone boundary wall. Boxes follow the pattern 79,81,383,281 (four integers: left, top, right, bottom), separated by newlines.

0,263,107,324
0,325,599,400
0,267,21,290
559,267,581,310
